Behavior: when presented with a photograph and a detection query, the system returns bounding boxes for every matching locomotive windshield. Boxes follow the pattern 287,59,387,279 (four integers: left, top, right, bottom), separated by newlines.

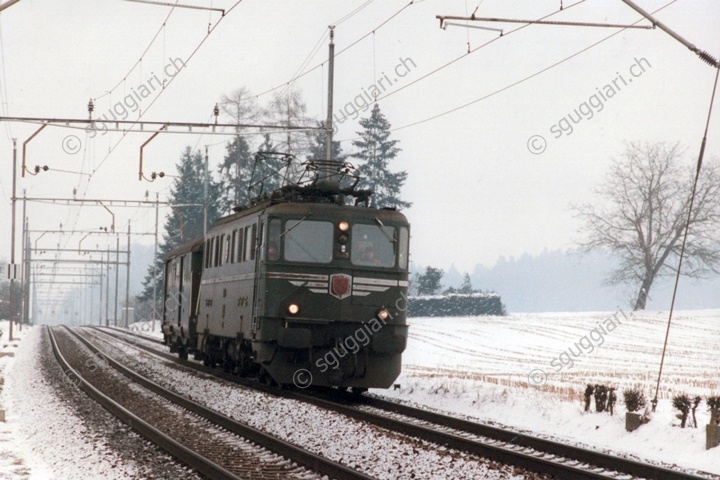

265,217,409,268
351,224,396,267
283,220,334,263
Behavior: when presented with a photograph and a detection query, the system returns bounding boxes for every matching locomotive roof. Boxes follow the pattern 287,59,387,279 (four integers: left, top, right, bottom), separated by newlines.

213,188,407,228
166,187,409,261
164,236,204,261
211,199,408,230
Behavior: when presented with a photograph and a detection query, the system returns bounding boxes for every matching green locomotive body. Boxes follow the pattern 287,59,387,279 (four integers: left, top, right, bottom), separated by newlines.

162,186,410,389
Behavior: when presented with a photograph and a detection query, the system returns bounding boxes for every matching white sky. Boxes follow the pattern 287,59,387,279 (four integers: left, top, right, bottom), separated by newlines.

1,0,719,279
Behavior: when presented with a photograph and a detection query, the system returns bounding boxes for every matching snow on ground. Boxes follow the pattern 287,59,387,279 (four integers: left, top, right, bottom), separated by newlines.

127,320,164,341
0,324,200,480
85,328,535,480
0,324,143,479
0,320,33,479
1,310,717,477
372,309,720,476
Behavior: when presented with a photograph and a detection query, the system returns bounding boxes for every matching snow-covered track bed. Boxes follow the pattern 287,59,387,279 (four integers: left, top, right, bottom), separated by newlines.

103,325,166,347
344,395,717,480
282,391,643,480
94,325,716,480
49,326,359,480
88,326,545,479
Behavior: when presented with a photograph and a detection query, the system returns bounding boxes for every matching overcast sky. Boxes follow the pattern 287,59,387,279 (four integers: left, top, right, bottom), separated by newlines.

1,0,719,282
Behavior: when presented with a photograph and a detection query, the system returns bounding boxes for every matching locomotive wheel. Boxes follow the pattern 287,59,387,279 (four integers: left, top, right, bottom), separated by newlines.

259,367,275,386
178,346,188,361
222,357,233,373
351,387,368,396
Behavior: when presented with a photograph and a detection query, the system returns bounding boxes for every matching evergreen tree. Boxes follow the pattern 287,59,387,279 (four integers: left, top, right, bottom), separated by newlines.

307,121,347,163
416,266,444,296
351,104,411,209
215,135,289,214
252,134,286,195
137,147,222,314
459,273,474,294
218,135,254,213
306,121,352,188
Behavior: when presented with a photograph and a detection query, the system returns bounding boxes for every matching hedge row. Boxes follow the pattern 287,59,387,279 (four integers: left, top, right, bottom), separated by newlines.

407,293,506,317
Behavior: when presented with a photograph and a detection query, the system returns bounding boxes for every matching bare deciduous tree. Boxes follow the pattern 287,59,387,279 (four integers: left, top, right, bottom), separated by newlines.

264,88,312,154
219,86,261,126
573,141,720,310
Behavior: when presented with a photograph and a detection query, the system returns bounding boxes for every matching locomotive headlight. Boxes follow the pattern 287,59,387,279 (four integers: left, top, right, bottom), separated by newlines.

377,308,390,321
338,221,349,232
288,304,300,315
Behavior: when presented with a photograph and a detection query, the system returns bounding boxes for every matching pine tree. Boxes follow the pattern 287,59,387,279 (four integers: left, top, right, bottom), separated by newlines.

306,121,353,188
307,121,347,163
218,135,254,213
351,104,411,209
459,273,474,294
137,147,222,313
252,134,286,195
416,267,444,296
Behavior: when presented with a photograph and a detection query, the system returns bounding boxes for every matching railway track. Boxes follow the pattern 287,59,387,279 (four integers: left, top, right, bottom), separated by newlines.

94,326,715,480
48,326,372,480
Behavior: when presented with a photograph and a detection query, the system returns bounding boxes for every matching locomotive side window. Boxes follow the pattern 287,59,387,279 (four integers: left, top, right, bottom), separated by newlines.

351,224,396,267
204,239,211,269
224,234,231,265
236,228,244,263
267,219,281,261
230,230,237,263
283,220,333,263
398,227,409,269
245,225,257,261
250,224,258,260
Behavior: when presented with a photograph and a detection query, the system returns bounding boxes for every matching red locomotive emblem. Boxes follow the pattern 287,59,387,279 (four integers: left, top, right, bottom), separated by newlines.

329,274,352,299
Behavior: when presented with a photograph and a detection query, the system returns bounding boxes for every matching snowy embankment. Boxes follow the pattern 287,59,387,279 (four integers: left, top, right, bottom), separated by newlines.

0,320,33,479
373,309,720,476
0,323,200,480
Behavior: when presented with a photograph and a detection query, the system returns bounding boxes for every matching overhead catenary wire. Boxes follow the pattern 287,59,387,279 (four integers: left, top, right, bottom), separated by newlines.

246,0,418,103
333,0,374,26
95,0,180,101
41,1,244,258
379,0,589,106
89,0,249,177
354,0,680,137
437,15,654,30
652,60,719,410
0,17,12,141
0,16,14,206
332,0,589,142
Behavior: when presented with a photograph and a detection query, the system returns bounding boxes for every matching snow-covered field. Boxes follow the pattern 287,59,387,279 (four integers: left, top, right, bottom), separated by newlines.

0,310,718,478
374,309,720,476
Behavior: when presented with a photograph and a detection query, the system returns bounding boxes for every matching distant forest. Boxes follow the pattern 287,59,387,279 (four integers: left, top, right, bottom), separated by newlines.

418,249,720,313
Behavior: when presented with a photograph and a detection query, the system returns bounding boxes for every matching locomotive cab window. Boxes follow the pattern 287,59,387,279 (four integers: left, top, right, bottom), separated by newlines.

266,218,281,261
351,224,396,267
283,220,333,263
398,226,409,269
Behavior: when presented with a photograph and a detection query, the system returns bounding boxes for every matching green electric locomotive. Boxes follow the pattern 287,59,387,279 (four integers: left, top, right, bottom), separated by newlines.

162,178,410,391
